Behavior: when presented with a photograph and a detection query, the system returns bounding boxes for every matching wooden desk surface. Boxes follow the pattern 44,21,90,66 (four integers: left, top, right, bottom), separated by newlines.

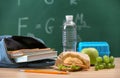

0,58,120,78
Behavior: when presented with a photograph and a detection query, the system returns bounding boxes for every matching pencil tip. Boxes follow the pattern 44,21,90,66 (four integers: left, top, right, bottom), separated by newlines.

20,70,24,72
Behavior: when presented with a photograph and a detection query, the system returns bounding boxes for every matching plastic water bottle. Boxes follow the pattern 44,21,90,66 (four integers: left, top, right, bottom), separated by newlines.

62,15,77,52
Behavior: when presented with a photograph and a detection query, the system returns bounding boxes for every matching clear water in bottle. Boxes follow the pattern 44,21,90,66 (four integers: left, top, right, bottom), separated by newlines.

62,15,77,52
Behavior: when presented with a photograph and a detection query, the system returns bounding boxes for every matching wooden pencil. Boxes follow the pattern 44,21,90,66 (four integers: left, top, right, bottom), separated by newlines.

20,69,69,75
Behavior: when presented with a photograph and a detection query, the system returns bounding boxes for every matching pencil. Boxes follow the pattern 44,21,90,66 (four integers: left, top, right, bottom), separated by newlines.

20,69,69,75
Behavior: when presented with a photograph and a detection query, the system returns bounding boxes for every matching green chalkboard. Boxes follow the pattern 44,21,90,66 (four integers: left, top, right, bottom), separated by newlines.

0,0,120,56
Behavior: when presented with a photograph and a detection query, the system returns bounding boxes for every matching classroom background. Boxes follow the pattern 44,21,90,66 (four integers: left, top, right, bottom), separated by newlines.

0,0,120,56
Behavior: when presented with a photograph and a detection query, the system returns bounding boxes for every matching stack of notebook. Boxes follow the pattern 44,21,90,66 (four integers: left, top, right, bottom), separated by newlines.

8,48,57,63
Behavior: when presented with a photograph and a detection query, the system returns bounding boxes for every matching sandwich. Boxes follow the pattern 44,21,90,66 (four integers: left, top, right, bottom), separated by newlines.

54,52,90,71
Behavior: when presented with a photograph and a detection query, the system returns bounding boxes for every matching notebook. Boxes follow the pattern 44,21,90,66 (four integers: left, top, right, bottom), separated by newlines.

8,48,57,63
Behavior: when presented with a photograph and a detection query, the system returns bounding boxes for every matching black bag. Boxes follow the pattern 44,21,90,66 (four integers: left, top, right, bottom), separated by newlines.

0,35,55,68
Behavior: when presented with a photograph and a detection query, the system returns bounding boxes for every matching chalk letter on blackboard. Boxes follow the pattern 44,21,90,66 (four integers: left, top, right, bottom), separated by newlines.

35,24,41,29
45,18,55,34
44,0,54,5
70,0,77,5
18,0,21,6
27,33,35,37
18,17,29,35
75,13,90,30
